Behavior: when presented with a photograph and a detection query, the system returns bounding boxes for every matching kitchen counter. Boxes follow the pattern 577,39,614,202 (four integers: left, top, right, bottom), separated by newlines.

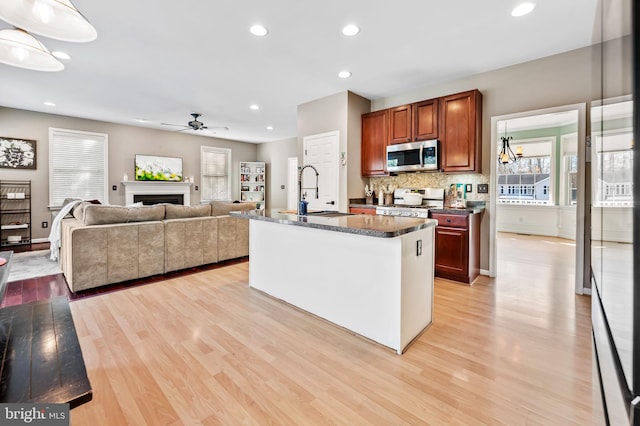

429,206,485,215
230,209,436,237
233,209,436,354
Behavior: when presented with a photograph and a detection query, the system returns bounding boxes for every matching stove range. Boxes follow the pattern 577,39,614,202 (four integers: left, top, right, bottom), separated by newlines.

376,187,444,218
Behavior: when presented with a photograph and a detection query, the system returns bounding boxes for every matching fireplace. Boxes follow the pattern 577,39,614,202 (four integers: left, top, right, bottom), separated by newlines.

134,194,184,205
122,181,192,206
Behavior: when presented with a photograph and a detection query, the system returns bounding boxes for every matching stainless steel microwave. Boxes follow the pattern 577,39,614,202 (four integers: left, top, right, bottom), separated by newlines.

386,139,439,173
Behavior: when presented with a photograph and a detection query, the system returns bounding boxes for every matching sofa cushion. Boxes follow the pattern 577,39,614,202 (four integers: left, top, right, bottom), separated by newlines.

164,203,211,219
210,201,256,217
83,204,165,225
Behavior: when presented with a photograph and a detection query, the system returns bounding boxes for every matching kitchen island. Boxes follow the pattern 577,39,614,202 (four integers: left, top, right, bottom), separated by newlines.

231,210,437,354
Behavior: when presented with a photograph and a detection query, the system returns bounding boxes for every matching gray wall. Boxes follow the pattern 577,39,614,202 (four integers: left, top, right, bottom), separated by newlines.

257,137,297,209
297,90,371,211
370,35,632,271
0,107,257,240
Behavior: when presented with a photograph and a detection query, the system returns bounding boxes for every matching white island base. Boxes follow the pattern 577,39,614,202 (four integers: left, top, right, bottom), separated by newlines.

248,219,434,354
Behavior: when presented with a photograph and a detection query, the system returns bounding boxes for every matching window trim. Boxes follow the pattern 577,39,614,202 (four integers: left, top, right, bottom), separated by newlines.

200,145,232,202
592,126,634,208
48,127,109,208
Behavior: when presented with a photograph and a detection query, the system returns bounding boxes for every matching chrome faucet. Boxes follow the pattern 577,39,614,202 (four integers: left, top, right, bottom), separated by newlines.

298,164,319,215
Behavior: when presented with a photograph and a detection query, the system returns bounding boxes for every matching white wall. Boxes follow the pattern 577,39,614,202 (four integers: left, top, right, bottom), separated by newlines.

257,137,297,209
496,205,578,239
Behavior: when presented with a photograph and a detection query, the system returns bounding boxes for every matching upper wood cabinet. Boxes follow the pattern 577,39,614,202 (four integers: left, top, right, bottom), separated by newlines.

439,89,482,173
413,98,439,141
388,105,412,144
361,110,389,176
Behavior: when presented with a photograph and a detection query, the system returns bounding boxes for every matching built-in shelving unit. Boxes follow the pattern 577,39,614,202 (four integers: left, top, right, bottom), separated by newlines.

240,161,265,209
0,180,31,248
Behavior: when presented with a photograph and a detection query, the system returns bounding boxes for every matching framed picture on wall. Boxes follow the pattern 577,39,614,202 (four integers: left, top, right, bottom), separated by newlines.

0,137,37,169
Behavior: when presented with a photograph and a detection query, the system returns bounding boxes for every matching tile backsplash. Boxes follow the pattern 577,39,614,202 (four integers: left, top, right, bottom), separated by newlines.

368,173,490,203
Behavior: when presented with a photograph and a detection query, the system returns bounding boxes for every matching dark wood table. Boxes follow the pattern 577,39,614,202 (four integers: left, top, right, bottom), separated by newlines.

0,295,92,408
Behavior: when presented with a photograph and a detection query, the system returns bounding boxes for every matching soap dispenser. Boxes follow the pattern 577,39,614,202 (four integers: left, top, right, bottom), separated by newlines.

298,194,308,216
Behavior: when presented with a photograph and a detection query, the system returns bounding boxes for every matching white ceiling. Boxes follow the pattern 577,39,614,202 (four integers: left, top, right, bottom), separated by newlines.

0,0,623,143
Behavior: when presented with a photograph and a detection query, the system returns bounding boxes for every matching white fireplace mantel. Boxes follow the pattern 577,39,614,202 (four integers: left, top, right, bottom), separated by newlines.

122,181,192,205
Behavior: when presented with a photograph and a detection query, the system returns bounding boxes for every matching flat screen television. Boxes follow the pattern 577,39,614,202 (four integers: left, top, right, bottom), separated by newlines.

134,154,183,181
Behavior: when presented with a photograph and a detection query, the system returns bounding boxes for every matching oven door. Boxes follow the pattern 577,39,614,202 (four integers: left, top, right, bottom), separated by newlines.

387,141,423,172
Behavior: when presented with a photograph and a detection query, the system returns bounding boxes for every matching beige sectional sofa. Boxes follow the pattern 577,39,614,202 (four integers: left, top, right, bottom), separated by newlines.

59,201,256,292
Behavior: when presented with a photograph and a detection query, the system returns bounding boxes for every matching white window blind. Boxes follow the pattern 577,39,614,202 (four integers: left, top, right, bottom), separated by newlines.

201,146,231,201
49,128,108,207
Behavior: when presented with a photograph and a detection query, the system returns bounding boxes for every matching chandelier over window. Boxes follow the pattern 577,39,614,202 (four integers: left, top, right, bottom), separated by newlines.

498,124,523,164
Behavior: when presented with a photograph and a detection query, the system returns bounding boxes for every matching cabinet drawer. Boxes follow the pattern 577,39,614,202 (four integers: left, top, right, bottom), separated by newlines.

350,207,377,215
431,213,468,228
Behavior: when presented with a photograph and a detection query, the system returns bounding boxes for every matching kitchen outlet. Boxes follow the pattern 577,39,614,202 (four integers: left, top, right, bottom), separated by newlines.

42,221,48,228
195,186,198,191
112,185,117,191
478,184,489,193
466,184,472,193
416,239,422,256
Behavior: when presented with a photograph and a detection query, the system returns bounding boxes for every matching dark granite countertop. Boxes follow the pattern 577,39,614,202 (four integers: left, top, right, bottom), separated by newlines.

429,206,485,215
230,209,436,238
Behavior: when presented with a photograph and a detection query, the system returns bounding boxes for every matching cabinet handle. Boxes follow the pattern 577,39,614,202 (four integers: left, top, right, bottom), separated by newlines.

446,218,452,223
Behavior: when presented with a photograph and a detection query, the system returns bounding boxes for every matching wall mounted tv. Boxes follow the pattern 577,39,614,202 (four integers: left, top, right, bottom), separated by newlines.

135,154,183,181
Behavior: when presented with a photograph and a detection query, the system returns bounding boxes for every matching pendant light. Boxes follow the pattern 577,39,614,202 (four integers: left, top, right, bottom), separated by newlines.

0,27,63,71
0,0,97,42
498,124,523,164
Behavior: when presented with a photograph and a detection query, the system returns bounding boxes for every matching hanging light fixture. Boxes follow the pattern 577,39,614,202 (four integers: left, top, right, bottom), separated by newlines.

0,0,97,42
0,27,63,71
498,123,523,164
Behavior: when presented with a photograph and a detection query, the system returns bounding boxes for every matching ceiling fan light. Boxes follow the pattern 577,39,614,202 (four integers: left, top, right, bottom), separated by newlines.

0,0,97,42
0,28,63,71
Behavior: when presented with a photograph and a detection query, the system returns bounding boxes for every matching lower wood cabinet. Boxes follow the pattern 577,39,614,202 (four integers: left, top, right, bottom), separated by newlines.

431,212,480,284
349,207,377,215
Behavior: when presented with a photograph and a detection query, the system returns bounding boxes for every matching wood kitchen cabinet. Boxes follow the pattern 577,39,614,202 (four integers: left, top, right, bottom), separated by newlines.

439,89,482,173
388,104,412,144
431,211,480,284
349,207,377,215
361,109,389,176
413,98,438,140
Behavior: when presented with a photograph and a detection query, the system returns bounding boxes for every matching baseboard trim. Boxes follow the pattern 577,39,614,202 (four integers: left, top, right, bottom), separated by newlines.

480,269,490,276
32,238,48,244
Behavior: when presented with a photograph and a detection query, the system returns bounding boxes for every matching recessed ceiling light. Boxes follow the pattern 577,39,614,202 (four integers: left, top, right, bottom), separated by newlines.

43,101,55,106
338,70,352,79
250,25,268,37
135,118,148,123
250,104,260,110
512,3,536,17
342,24,360,36
51,51,71,60
266,126,274,131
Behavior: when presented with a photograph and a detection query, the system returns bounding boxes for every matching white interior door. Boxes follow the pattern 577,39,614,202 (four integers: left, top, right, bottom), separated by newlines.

303,131,339,212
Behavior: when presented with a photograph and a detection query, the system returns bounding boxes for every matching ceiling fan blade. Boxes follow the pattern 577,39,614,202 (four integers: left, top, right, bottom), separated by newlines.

160,122,188,128
208,126,229,131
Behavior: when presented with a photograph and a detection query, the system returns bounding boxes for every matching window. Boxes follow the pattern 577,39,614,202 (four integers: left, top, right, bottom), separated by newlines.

497,138,553,205
49,128,108,207
591,99,633,207
566,155,578,205
201,146,231,201
595,146,634,206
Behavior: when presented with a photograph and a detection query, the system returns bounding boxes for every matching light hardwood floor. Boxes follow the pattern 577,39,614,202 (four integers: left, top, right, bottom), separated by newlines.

70,232,596,425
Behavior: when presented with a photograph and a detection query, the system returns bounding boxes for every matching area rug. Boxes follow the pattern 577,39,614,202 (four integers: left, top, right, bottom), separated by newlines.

7,250,62,282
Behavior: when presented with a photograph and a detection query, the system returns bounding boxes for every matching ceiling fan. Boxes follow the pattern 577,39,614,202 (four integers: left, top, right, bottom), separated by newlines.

161,113,228,132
